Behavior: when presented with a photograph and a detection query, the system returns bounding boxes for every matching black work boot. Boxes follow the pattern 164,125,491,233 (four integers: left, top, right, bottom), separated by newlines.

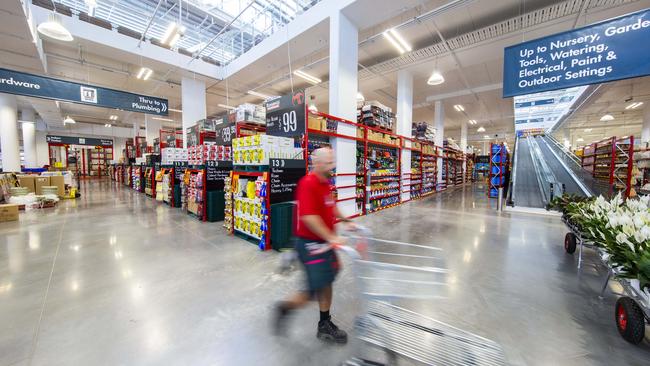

317,317,348,344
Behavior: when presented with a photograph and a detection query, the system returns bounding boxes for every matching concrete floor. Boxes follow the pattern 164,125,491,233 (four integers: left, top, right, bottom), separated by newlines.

1,180,649,366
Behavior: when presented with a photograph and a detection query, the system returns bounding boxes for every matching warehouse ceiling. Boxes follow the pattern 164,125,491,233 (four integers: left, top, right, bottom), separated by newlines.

1,0,648,150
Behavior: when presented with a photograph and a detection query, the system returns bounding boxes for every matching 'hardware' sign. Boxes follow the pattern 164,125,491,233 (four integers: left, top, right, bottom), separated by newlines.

0,68,169,116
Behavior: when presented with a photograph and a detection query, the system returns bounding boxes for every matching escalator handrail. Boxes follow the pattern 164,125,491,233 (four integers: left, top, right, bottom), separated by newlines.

542,135,595,197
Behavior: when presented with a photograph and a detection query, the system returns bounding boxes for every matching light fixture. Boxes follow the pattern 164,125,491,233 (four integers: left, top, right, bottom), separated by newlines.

453,105,464,112
383,28,411,54
218,104,236,110
477,126,485,132
136,67,153,80
151,117,174,122
247,90,272,99
37,13,73,42
468,119,477,125
357,92,365,102
584,128,592,132
109,115,118,120
600,114,614,121
186,41,207,53
483,135,490,139
625,102,644,110
427,71,445,85
576,137,584,142
161,22,186,47
104,123,112,127
293,70,321,84
63,116,76,124
168,108,182,113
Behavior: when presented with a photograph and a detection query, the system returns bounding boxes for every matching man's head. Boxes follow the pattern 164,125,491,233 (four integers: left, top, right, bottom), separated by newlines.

312,147,335,179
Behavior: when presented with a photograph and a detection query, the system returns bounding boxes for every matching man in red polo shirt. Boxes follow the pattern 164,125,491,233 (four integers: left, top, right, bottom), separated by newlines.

274,147,355,344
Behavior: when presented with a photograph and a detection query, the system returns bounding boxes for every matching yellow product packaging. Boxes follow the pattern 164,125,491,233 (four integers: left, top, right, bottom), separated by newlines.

253,135,261,146
246,181,256,200
244,135,252,146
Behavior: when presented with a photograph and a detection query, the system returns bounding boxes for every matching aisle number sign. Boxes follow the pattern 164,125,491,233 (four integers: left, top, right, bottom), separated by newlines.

265,90,306,138
503,9,650,97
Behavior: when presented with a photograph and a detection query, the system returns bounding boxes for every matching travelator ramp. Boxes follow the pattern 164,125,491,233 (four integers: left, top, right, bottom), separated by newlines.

509,134,599,209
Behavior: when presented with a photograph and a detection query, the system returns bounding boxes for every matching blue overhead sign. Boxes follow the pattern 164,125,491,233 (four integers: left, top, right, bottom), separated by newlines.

503,9,650,98
0,68,168,116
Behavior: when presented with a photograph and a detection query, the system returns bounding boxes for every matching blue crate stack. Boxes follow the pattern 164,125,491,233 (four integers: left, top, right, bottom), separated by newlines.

489,143,507,198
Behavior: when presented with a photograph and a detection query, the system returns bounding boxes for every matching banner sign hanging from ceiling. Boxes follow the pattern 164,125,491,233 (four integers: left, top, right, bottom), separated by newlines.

46,135,113,146
0,68,169,116
265,90,306,138
503,9,650,98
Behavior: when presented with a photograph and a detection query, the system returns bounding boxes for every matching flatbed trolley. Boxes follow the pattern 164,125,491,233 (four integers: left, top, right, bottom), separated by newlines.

339,229,506,366
562,218,650,344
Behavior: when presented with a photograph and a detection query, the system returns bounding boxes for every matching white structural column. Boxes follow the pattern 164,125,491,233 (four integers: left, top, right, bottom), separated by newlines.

329,10,358,217
460,120,467,180
181,77,207,148
145,115,162,145
396,70,413,201
0,93,21,172
133,119,141,138
642,103,650,145
434,101,444,187
21,108,38,168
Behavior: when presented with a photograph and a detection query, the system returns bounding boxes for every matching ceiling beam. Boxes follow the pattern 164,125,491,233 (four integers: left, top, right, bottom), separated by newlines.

424,83,503,103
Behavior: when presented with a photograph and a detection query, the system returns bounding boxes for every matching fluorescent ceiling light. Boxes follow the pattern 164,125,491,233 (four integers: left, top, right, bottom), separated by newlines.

576,137,584,142
168,108,182,113
625,102,644,110
584,128,592,132
477,126,485,132
104,123,112,127
427,71,445,85
109,115,118,120
136,67,153,80
483,135,490,139
388,29,411,52
383,28,411,54
247,90,271,99
63,116,75,124
38,13,73,42
152,117,174,122
161,22,185,46
468,119,477,125
293,70,321,84
453,105,464,112
600,114,614,121
357,92,365,102
218,104,236,110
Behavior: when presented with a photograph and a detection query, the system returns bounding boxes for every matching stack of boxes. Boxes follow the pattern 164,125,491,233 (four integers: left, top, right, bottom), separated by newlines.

234,103,266,124
367,130,399,146
357,101,394,130
181,144,233,165
232,135,302,165
161,148,189,164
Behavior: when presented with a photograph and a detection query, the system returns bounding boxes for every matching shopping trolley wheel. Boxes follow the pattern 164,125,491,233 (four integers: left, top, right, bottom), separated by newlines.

615,297,646,344
564,232,577,254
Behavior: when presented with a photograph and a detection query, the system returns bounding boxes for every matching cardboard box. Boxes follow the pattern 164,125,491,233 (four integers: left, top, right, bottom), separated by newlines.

35,176,51,195
308,116,321,131
18,175,36,193
49,175,65,197
0,204,19,222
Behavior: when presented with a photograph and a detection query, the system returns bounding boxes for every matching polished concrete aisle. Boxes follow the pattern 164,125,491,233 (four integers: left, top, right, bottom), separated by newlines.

1,180,649,366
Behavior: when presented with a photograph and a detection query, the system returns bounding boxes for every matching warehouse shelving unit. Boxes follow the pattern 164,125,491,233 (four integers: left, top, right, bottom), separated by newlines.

581,136,635,197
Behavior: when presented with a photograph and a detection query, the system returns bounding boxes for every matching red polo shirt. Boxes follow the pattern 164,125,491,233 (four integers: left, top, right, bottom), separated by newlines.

294,172,336,240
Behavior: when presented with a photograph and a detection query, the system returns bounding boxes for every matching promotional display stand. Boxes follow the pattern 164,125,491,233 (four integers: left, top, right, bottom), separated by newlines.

489,143,508,198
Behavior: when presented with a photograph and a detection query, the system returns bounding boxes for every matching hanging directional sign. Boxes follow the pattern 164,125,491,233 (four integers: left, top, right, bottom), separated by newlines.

0,68,169,116
503,9,650,97
265,90,306,138
46,135,113,146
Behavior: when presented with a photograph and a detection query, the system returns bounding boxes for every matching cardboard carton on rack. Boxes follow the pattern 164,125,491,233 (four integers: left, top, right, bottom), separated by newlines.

0,204,19,222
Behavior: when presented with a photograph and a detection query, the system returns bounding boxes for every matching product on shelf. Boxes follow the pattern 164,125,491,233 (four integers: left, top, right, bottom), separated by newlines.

186,170,205,218
357,101,394,130
412,122,436,143
161,148,189,164
224,175,234,232
232,135,302,165
581,136,634,197
232,175,268,247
